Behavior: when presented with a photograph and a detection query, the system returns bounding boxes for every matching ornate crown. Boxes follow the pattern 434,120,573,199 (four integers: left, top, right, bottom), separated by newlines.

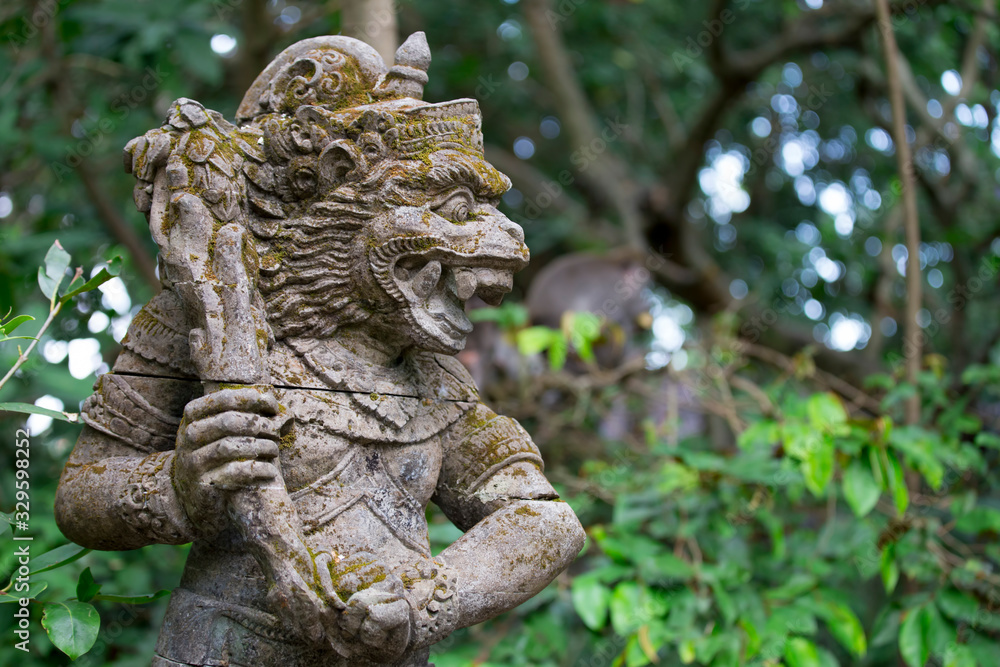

236,32,485,160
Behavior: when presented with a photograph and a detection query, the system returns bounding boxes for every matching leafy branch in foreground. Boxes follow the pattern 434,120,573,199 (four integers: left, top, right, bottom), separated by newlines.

0,240,143,660
0,537,170,659
0,240,122,422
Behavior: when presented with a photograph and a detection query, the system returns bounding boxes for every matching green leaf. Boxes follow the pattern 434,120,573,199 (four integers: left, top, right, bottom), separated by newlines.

842,460,881,517
90,590,170,604
898,606,925,667
62,274,85,297
801,434,835,496
0,581,47,602
881,543,900,594
767,603,818,637
816,598,867,658
737,419,779,450
76,568,101,603
710,580,736,624
898,604,949,667
642,553,694,581
60,256,123,303
784,637,823,667
923,604,952,661
548,334,569,370
516,326,557,356
28,544,90,576
943,645,977,667
37,240,72,300
609,581,643,636
572,574,612,631
0,314,34,335
739,617,761,659
936,589,979,624
806,393,848,429
567,311,602,362
960,364,1000,385
658,461,699,494
886,450,909,516
467,302,529,328
967,635,1000,665
764,573,817,601
0,402,79,423
889,426,945,491
749,509,783,562
624,633,653,667
575,336,595,363
973,432,1000,450
678,639,696,664
954,506,1000,534
41,601,100,660
781,421,820,460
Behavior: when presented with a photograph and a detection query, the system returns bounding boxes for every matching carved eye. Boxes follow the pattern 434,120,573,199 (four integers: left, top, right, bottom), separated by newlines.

433,191,473,223
291,166,317,198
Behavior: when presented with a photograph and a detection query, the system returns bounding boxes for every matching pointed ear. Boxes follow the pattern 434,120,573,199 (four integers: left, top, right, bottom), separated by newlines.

318,139,366,188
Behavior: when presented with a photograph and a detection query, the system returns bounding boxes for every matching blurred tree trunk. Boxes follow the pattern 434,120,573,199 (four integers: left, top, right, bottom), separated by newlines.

340,0,399,65
875,0,921,425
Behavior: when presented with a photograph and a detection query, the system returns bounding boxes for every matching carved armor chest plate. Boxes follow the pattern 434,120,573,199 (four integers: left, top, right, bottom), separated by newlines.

277,387,456,562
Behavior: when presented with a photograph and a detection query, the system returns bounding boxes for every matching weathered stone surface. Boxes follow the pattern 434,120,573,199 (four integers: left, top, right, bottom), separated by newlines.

54,32,584,666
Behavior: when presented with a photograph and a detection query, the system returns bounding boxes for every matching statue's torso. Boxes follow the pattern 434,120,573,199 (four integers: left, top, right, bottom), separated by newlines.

149,332,477,667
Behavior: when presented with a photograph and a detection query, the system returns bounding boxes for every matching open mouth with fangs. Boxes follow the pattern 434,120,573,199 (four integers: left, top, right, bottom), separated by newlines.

393,256,516,348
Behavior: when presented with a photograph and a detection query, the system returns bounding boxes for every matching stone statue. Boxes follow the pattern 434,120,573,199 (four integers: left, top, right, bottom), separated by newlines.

54,32,585,667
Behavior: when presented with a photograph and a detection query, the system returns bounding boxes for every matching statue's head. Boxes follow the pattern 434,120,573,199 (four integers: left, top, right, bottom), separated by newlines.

228,33,527,356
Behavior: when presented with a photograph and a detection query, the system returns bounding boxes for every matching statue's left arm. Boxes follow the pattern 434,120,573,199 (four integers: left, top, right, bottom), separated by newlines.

418,403,585,641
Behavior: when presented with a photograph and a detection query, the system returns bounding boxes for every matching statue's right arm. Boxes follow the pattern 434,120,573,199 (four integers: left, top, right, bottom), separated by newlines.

55,359,200,550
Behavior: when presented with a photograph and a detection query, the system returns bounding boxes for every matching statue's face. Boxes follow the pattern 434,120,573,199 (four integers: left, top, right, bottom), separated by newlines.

363,153,528,355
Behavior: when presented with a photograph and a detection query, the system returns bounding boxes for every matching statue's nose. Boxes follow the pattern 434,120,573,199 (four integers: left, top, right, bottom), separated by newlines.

499,219,525,243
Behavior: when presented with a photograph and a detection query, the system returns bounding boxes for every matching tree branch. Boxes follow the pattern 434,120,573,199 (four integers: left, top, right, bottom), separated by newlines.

37,10,160,293
522,0,645,248
484,144,588,222
236,0,280,94
864,207,903,367
875,0,922,424
941,0,996,119
76,166,160,292
742,343,882,415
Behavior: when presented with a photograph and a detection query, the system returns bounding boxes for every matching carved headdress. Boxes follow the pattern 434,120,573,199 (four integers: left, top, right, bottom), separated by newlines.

122,33,523,381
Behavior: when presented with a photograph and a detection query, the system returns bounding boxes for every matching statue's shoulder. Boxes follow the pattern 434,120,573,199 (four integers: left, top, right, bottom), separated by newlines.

116,288,198,378
420,352,479,404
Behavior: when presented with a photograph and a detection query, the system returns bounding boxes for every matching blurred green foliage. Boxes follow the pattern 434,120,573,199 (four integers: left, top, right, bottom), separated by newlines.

2,0,1000,665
